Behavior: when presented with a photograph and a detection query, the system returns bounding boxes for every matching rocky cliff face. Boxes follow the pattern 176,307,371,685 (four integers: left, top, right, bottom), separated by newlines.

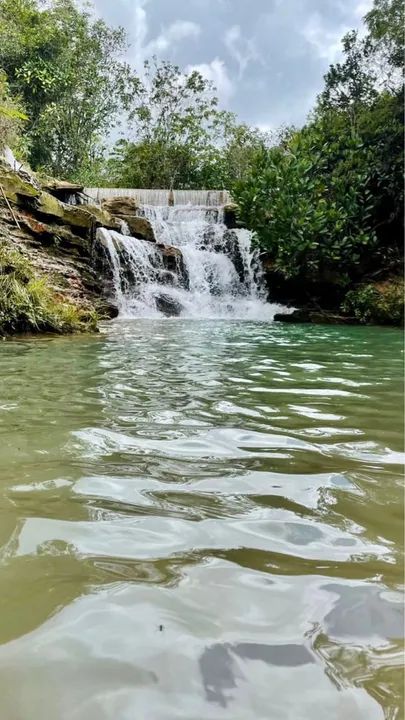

0,168,127,333
0,163,123,332
0,165,195,334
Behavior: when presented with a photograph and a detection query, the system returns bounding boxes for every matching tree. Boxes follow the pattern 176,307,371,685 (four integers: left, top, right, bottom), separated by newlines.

111,58,233,189
317,31,377,126
0,0,139,178
203,122,272,190
365,0,404,69
0,72,27,153
232,0,403,291
233,126,377,283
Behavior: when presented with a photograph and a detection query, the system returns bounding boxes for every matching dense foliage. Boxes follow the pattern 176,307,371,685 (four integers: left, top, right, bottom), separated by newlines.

342,279,404,325
107,59,271,190
0,71,27,153
0,0,138,178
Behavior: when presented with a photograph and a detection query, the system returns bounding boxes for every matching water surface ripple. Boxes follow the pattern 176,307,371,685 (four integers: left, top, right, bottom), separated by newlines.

0,321,403,719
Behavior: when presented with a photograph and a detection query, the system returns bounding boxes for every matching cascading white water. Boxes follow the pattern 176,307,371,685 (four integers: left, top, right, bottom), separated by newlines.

98,204,283,320
85,188,231,206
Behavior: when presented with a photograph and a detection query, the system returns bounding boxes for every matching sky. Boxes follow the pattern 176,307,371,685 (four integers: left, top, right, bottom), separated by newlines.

92,0,372,130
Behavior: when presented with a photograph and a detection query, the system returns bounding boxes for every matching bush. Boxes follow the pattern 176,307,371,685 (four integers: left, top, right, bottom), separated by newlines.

0,244,98,334
342,279,404,324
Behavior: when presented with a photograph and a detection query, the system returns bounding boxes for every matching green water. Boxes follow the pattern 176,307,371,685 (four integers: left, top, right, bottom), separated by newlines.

0,320,403,720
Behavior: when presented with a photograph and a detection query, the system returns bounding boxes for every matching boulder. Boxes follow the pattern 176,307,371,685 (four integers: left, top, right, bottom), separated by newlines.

155,292,183,317
101,196,139,217
158,244,188,286
0,164,41,203
274,309,358,324
99,299,119,319
274,309,310,323
26,192,119,232
223,203,239,229
119,215,155,242
158,244,182,259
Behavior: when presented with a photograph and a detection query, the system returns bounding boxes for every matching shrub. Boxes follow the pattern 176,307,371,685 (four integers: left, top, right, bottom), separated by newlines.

342,279,404,324
0,244,98,334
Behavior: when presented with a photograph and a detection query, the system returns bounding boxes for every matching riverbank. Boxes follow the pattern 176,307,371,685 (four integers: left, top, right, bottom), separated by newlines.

262,257,404,327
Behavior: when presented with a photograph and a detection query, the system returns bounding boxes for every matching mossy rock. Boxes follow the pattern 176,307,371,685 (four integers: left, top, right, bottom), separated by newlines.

0,165,41,203
34,192,116,230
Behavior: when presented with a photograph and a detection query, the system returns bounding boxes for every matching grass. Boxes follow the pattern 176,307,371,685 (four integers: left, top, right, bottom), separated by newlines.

0,243,99,335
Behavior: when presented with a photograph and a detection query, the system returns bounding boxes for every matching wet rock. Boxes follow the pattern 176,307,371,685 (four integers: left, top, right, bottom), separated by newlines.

158,244,188,288
31,192,117,231
274,309,358,324
119,215,155,242
158,244,182,259
101,196,139,216
223,203,239,229
274,309,311,323
155,292,183,316
99,300,119,319
220,230,247,285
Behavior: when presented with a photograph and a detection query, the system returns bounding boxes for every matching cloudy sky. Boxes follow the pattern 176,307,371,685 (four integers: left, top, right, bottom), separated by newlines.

92,0,371,130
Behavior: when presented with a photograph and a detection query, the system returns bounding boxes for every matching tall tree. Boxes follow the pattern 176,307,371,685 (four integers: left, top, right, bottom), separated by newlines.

365,0,404,69
0,0,139,178
111,58,233,189
232,0,404,291
0,71,27,152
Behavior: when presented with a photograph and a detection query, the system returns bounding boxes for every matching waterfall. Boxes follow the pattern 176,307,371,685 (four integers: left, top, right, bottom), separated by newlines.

85,188,231,206
98,203,281,320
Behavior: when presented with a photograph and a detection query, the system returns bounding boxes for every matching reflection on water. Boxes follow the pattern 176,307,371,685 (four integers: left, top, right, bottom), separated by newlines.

0,320,403,719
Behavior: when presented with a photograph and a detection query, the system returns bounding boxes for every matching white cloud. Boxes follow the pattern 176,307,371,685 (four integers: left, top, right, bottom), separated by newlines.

256,122,274,134
302,13,349,63
131,0,150,73
224,24,257,77
126,0,201,73
354,0,373,19
147,20,201,55
186,58,234,105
